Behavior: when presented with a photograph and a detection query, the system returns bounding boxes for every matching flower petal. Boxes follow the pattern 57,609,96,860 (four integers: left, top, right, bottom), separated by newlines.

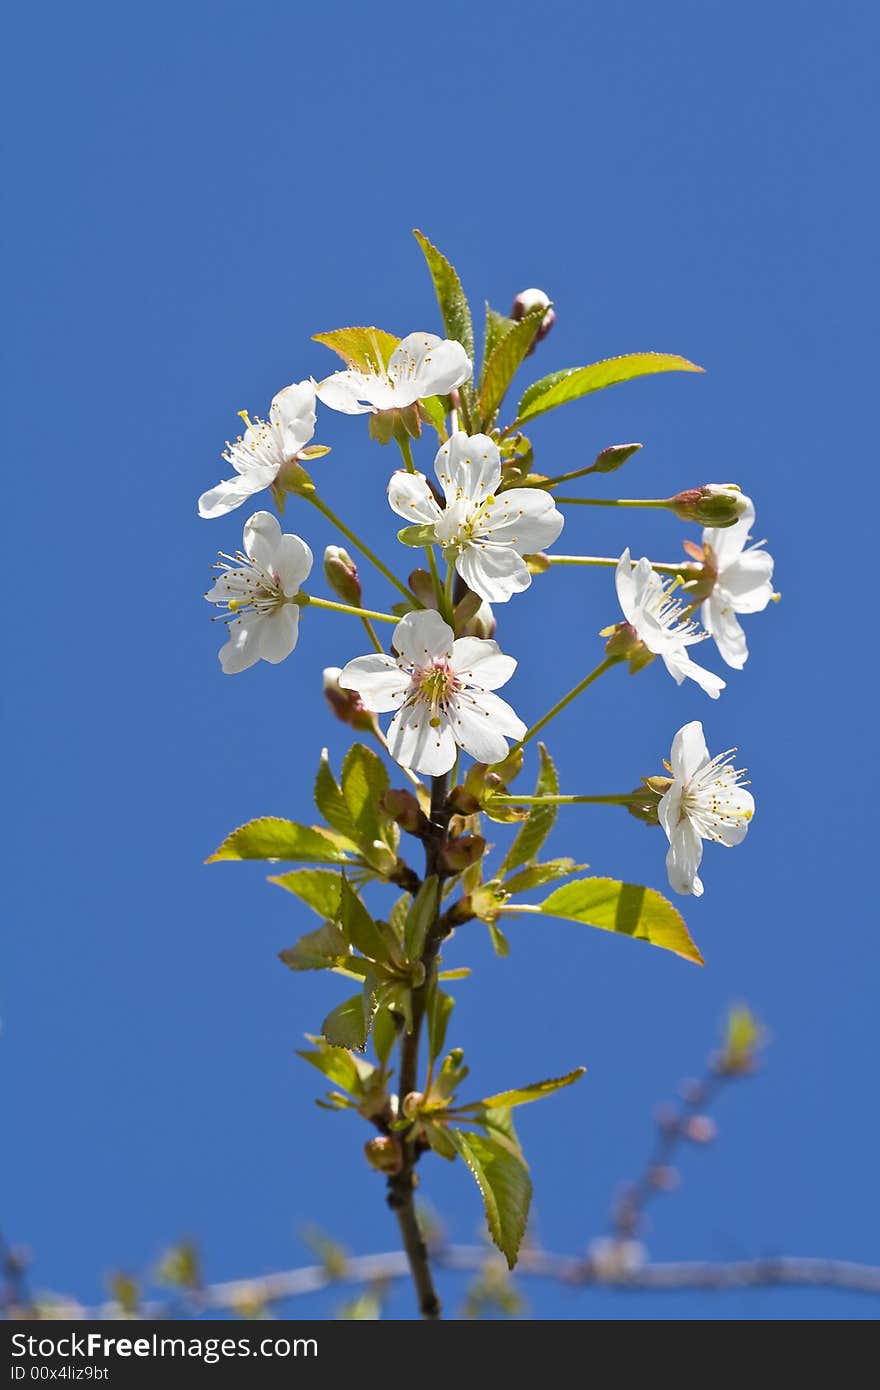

615,549,637,624
451,690,527,763
480,488,564,553
243,511,283,567
718,551,775,610
711,787,755,846
338,654,409,713
219,616,263,674
704,597,748,669
315,370,376,414
450,637,517,690
387,470,442,526
198,474,266,519
274,534,314,596
662,648,726,698
665,816,705,896
392,609,454,666
387,703,457,775
456,543,531,604
434,432,501,505
258,606,300,664
390,333,472,403
270,381,317,458
669,720,710,783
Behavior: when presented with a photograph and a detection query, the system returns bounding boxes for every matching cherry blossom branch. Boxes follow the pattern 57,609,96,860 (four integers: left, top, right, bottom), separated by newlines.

490,793,634,807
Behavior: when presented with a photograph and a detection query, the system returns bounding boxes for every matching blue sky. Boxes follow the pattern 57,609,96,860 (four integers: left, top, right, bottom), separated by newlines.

3,1,877,1320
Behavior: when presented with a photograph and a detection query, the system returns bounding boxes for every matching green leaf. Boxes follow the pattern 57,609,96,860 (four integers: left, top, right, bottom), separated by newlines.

460,1067,586,1112
481,303,517,381
419,395,449,440
388,892,410,946
426,985,454,1067
487,921,510,957
371,1003,398,1068
268,867,343,918
503,859,584,894
404,876,439,961
315,750,360,843
339,876,392,964
538,877,704,964
312,326,399,372
321,994,369,1051
515,352,705,426
499,744,559,874
279,920,348,971
413,229,475,364
451,1129,532,1269
478,310,545,426
206,818,352,865
397,523,438,548
296,1035,375,1095
341,743,389,852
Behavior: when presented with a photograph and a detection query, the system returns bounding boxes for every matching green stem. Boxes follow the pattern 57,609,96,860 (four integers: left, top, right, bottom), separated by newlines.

303,595,397,623
521,463,599,489
443,562,456,623
490,793,634,806
398,437,417,474
425,544,446,614
307,494,417,605
514,656,621,750
553,496,671,510
548,554,696,577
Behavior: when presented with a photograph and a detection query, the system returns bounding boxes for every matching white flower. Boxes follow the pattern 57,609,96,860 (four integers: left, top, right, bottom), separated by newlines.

701,496,775,669
315,333,471,415
206,511,313,674
658,720,754,897
198,382,317,519
615,549,725,699
388,432,564,603
338,609,526,776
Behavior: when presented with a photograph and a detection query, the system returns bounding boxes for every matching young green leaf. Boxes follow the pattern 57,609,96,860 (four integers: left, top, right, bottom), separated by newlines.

487,921,510,957
499,744,560,874
478,309,545,427
268,866,343,918
503,859,584,895
339,876,393,964
206,818,353,865
320,994,370,1052
371,1003,399,1068
457,1067,586,1112
538,877,704,964
404,875,439,961
397,523,438,548
481,303,517,381
514,352,704,427
450,1129,532,1269
312,326,400,372
315,750,360,843
419,395,449,440
413,229,475,364
296,1035,375,1095
426,984,455,1067
278,920,348,971
341,743,390,853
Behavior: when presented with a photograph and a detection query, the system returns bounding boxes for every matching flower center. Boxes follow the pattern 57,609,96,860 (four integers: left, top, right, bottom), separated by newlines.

682,751,752,832
212,551,287,623
410,658,459,726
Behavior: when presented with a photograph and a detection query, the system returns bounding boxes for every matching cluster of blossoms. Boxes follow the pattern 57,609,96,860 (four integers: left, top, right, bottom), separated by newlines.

199,318,774,899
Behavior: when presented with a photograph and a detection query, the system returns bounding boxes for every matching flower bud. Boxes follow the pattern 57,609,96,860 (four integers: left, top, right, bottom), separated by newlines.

364,1136,403,1174
447,784,481,816
322,667,379,733
460,599,496,639
439,834,486,875
591,442,643,475
683,1115,717,1144
323,545,362,606
408,568,440,610
602,622,654,672
511,287,556,352
402,1090,425,1120
380,788,430,837
669,484,747,528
